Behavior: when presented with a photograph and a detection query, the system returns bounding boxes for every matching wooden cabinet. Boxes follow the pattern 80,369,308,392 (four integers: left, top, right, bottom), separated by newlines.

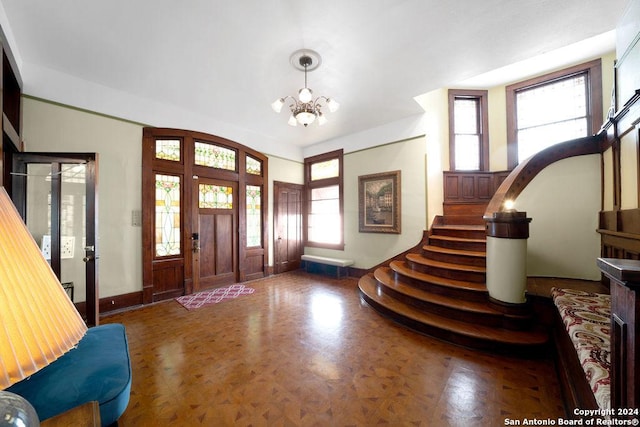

0,32,23,194
597,257,640,410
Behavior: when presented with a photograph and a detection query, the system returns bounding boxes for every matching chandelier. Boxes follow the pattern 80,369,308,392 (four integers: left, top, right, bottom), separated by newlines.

271,49,339,127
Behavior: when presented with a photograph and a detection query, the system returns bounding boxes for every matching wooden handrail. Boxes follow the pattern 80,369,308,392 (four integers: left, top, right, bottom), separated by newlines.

483,133,605,219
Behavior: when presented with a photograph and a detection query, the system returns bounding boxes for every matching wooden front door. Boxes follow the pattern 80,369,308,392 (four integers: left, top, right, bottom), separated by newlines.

142,128,268,303
192,177,238,291
273,181,303,274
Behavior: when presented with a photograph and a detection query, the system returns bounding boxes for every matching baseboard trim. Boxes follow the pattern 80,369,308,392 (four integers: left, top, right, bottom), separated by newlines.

98,291,144,316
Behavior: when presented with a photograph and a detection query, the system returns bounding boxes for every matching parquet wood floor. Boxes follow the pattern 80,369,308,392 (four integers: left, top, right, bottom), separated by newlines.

102,271,565,426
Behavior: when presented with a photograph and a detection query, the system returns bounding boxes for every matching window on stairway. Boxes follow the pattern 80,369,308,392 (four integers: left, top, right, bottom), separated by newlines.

448,89,489,171
304,149,344,250
506,59,602,169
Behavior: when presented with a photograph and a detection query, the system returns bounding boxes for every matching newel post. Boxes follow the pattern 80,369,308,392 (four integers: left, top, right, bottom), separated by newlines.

485,211,532,305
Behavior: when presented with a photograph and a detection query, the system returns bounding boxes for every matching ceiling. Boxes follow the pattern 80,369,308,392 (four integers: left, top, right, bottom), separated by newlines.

0,0,628,160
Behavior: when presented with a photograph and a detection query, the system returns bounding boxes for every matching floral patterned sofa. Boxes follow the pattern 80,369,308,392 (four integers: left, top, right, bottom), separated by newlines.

551,287,611,411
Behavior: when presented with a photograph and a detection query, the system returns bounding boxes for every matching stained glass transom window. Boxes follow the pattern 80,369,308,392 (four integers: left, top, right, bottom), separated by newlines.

155,174,181,256
194,142,236,171
199,184,233,209
155,139,181,162
246,156,262,175
246,185,261,247
310,158,339,181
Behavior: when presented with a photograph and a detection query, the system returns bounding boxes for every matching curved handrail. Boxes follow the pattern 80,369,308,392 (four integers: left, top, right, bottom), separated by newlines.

484,133,605,219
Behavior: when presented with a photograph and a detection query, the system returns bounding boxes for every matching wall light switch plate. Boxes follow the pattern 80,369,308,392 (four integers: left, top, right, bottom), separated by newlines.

132,210,142,226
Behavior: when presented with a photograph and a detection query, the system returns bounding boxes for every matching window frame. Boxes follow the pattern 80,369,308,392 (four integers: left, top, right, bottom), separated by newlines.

448,89,489,171
506,59,602,170
304,149,344,250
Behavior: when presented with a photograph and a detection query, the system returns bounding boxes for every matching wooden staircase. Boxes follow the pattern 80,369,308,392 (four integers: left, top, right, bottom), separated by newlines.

358,211,549,355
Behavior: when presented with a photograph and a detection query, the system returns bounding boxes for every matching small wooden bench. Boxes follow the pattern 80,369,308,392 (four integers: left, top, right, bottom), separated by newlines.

301,255,354,278
551,287,611,412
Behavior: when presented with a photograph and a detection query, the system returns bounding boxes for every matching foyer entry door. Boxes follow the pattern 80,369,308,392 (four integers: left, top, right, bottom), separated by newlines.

192,177,238,292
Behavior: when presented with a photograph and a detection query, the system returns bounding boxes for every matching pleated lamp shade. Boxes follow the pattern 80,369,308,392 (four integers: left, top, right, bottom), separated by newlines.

0,187,87,389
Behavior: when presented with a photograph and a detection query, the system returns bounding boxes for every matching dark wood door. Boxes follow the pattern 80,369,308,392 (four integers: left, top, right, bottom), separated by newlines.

273,181,303,274
193,177,238,291
12,152,99,326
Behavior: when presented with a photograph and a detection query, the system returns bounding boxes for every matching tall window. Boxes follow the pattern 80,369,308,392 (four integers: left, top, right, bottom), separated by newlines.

506,59,602,169
304,149,344,250
448,90,489,171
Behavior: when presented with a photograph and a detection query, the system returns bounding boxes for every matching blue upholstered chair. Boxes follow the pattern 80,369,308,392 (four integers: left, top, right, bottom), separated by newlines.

7,323,131,426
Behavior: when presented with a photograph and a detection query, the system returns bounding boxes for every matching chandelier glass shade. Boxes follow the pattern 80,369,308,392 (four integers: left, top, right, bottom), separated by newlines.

272,51,339,127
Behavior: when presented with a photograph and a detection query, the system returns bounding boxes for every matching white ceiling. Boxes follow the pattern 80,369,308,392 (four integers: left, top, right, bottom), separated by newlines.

0,0,628,160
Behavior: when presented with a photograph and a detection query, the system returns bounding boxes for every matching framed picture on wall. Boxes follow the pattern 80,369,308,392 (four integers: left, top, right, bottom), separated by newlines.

358,170,401,234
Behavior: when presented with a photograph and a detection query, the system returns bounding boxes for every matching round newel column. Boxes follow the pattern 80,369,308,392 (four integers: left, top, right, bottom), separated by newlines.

485,211,532,304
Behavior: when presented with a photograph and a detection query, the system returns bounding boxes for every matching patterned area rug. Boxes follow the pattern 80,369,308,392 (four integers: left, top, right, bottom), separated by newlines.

175,284,255,310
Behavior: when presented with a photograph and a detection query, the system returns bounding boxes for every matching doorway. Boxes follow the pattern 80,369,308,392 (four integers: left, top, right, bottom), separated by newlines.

192,177,238,292
273,181,303,274
12,153,99,326
142,128,268,303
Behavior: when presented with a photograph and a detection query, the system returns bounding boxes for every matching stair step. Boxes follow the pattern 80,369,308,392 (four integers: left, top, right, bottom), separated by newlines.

440,215,486,226
423,245,486,258
389,260,487,301
406,253,486,282
375,267,498,314
358,274,548,352
376,267,531,328
442,204,487,218
431,224,486,239
422,244,486,267
428,234,486,252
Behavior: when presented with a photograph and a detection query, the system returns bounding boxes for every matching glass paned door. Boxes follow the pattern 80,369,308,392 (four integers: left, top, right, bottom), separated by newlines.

12,153,98,326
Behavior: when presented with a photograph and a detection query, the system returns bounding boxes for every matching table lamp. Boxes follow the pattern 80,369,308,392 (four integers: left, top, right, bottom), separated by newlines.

0,187,87,425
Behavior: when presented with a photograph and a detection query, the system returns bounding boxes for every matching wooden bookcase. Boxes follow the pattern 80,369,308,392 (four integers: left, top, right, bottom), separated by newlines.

0,33,22,194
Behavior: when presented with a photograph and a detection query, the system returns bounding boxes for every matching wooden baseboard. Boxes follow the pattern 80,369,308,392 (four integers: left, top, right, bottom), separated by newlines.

98,291,143,316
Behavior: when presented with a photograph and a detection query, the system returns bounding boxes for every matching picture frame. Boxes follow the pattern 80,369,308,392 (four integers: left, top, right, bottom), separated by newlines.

358,170,401,234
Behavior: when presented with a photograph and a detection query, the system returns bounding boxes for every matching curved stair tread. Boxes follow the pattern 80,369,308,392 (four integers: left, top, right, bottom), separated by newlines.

432,224,485,231
422,245,486,258
389,260,487,293
374,267,498,315
406,253,486,273
359,275,548,346
429,235,486,244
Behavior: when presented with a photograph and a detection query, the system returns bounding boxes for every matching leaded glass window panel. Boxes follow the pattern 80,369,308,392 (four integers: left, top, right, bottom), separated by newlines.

246,185,261,247
311,158,339,181
155,174,181,256
246,155,262,175
199,184,233,209
155,139,181,162
194,142,236,171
